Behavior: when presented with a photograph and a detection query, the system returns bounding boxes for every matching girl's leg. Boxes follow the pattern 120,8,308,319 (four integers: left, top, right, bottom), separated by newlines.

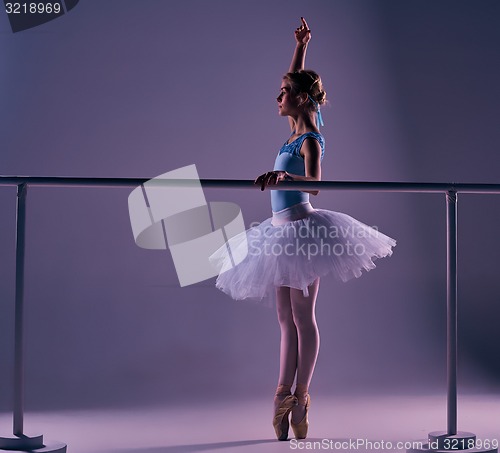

274,285,298,411
290,277,320,423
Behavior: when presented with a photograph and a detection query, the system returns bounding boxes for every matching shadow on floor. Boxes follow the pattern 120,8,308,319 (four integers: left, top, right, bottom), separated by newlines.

108,438,402,453
108,438,277,452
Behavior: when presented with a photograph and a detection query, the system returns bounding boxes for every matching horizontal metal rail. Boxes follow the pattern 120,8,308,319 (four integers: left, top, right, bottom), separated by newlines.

1,175,500,193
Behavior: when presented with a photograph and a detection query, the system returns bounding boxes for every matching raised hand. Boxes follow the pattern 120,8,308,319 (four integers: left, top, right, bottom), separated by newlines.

294,17,311,45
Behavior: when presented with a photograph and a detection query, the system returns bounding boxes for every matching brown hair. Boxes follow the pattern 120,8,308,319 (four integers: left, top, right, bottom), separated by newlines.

283,70,327,109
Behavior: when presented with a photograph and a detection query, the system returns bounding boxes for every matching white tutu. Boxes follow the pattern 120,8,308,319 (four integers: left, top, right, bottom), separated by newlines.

209,201,396,306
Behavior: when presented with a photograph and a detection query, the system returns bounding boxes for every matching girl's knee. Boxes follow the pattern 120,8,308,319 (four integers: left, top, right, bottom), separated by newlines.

277,307,295,326
292,312,317,331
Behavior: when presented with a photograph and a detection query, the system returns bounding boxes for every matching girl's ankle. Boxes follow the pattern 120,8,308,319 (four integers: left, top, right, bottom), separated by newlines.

275,383,293,397
293,383,309,405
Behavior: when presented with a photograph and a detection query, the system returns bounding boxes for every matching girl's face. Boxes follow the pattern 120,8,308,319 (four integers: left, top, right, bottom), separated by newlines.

277,80,300,117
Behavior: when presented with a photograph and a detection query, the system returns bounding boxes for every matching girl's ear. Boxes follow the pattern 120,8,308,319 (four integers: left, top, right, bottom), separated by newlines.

298,92,308,107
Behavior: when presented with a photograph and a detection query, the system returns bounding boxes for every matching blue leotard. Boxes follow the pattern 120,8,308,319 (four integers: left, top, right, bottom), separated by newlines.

270,132,325,212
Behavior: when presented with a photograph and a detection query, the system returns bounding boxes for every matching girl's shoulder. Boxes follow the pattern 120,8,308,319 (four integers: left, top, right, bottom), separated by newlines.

297,131,325,159
302,131,324,144
280,130,325,159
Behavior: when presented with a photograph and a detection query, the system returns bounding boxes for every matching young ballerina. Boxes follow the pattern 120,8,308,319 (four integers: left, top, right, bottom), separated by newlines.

209,18,396,441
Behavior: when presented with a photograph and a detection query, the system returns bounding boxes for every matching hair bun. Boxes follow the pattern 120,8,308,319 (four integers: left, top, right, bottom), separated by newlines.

315,89,327,105
284,69,327,107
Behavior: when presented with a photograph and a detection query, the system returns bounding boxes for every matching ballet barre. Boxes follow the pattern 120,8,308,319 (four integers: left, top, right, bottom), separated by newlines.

0,175,499,453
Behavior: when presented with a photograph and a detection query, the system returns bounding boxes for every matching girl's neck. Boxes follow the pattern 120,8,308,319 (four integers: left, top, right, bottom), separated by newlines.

292,114,318,135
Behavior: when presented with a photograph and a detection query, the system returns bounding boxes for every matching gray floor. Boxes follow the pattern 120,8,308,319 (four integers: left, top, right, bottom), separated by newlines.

0,394,498,453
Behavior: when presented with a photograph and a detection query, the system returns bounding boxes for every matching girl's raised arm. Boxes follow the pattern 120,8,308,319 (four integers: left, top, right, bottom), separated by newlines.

288,17,311,131
289,17,311,73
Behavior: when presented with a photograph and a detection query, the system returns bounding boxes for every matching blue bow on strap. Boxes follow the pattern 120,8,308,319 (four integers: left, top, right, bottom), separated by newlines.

308,95,324,128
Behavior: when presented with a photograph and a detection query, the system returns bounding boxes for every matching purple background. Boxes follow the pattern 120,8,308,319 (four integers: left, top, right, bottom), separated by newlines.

0,0,499,411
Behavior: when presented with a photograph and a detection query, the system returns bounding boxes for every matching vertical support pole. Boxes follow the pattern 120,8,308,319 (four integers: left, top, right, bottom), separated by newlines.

13,183,27,437
0,181,65,453
410,191,484,452
446,190,457,436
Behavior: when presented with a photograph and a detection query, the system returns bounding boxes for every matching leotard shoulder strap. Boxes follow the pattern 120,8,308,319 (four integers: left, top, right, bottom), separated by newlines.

280,131,325,160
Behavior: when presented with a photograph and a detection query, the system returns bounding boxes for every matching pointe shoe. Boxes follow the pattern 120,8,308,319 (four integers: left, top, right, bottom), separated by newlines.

273,394,298,441
291,394,310,439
